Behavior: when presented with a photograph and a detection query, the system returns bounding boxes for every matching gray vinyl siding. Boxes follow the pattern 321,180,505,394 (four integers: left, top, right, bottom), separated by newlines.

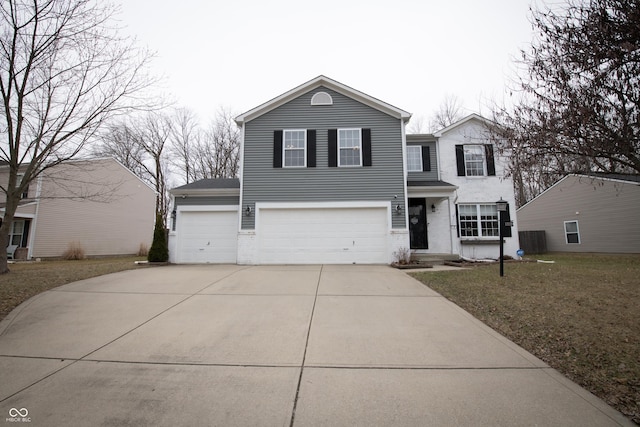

517,175,640,253
241,86,406,229
407,141,438,181
175,195,239,206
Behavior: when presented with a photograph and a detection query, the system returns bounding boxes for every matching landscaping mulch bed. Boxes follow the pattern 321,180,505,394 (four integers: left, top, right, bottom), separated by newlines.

411,253,640,424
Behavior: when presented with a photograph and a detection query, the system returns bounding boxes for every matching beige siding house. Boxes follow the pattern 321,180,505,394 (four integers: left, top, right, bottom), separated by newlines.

517,174,640,253
1,158,156,259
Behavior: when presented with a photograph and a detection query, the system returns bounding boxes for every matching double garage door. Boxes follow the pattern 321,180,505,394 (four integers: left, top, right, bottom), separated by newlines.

257,206,389,264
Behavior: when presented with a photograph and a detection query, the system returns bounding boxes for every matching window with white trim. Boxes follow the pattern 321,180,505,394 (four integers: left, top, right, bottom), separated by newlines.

564,220,580,244
283,130,306,167
17,174,29,198
338,128,362,167
310,91,333,105
407,146,423,172
458,204,499,238
9,220,24,246
464,145,486,176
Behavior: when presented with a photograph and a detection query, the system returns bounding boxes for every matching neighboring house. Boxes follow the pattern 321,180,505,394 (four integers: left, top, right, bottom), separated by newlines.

168,76,519,264
1,157,156,259
517,174,640,253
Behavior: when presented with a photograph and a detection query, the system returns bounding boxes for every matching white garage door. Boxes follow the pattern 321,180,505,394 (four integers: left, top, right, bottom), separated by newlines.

257,207,389,264
177,210,238,263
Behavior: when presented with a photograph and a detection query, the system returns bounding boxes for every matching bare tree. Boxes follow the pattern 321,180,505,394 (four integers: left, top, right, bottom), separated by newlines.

137,112,172,219
406,115,428,134
492,0,640,205
97,123,147,179
429,94,464,132
0,0,155,273
97,112,172,219
191,107,240,180
169,107,201,184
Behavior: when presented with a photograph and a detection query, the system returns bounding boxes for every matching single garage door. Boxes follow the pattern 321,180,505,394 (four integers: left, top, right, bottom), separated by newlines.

177,210,238,263
257,207,389,264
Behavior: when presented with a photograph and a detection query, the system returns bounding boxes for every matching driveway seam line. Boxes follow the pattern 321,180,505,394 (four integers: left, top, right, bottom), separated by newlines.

0,266,254,403
288,264,323,427
77,266,253,362
0,355,551,371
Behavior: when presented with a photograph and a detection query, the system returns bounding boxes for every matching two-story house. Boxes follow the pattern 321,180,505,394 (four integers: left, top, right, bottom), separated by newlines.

1,157,156,259
168,76,519,264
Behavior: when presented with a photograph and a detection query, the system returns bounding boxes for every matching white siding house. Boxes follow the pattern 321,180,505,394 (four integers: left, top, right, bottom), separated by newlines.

1,158,156,259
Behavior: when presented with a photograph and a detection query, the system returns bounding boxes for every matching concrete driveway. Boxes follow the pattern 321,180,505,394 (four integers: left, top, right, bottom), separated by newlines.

0,265,632,426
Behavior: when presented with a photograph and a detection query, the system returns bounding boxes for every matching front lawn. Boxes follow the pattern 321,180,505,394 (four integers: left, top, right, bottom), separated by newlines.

410,253,639,424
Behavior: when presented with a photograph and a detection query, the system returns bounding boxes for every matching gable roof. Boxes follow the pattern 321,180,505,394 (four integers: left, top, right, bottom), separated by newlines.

235,75,412,125
433,113,494,137
516,173,640,212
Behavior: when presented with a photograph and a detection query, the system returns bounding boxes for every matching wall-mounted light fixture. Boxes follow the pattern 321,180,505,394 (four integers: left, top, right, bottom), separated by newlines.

245,206,252,216
394,204,402,215
431,204,436,212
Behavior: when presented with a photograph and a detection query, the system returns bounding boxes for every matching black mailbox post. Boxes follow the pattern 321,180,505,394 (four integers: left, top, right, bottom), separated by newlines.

496,198,509,277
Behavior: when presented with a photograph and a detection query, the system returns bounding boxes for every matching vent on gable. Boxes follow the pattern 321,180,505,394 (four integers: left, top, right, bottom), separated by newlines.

310,91,333,106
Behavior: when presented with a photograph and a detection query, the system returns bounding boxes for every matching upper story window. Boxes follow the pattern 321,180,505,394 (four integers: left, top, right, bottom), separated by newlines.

464,145,486,176
274,130,316,168
310,91,333,105
283,130,306,168
564,220,580,244
17,174,29,198
407,146,423,172
338,129,362,167
458,204,499,238
455,144,496,177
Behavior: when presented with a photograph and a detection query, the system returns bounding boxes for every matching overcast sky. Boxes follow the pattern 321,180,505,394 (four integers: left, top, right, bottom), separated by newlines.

119,0,534,130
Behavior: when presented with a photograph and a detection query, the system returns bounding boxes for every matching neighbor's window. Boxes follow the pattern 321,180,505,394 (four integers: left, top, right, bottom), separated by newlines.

283,130,306,167
464,145,486,176
564,220,580,244
407,146,423,172
9,220,24,246
338,128,362,167
17,174,29,198
458,204,499,238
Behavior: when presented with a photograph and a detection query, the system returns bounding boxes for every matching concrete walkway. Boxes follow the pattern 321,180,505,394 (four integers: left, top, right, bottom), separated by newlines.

0,265,633,426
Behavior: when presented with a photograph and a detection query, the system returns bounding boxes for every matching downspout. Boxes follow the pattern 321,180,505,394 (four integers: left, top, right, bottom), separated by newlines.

400,120,409,233
237,123,246,234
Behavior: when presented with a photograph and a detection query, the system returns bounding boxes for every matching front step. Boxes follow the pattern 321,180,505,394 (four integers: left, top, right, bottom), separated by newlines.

410,252,460,265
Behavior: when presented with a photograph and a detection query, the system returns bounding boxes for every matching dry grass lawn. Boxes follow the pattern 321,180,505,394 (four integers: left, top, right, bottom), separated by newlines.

411,253,640,424
0,257,147,321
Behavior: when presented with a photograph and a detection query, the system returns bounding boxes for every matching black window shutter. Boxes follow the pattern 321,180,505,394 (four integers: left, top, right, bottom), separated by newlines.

421,146,431,172
22,220,30,247
485,144,496,176
328,129,337,167
273,130,283,168
307,130,316,167
501,203,512,237
362,128,372,166
455,145,465,176
455,205,460,237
